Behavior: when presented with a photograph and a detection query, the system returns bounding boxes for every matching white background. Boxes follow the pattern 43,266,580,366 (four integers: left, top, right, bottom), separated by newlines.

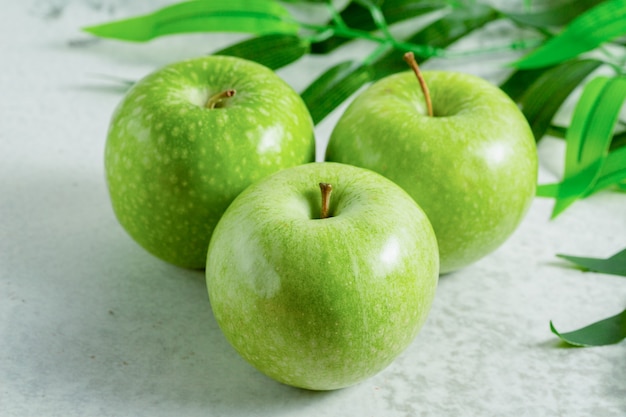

2,1,625,416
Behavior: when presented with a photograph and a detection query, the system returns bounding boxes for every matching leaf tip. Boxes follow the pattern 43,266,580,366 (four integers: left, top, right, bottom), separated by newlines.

549,320,559,336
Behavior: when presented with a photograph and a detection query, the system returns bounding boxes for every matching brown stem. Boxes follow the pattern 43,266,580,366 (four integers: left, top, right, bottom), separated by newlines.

205,89,236,109
403,52,433,117
319,182,333,219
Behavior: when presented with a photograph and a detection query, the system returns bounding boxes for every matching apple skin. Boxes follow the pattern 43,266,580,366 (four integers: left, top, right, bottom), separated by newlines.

206,162,439,390
326,70,537,273
105,55,315,268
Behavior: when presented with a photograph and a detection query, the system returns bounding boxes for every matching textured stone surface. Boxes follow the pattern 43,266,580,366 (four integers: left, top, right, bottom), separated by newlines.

1,2,625,416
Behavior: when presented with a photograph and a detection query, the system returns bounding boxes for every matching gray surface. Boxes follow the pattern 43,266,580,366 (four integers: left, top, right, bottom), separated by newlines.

2,2,625,416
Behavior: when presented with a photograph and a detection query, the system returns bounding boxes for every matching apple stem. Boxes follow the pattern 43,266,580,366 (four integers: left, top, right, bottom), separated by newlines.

403,52,433,117
319,182,333,219
205,89,236,109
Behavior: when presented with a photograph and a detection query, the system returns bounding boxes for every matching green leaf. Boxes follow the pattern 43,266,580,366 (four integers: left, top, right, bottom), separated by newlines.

558,247,626,276
213,33,310,70
536,75,626,217
82,0,299,42
371,4,498,79
544,126,626,152
610,131,626,151
589,146,626,193
300,61,374,125
364,0,449,27
500,66,552,103
405,4,497,49
504,0,605,28
550,308,626,346
501,59,603,141
513,0,626,69
310,0,448,54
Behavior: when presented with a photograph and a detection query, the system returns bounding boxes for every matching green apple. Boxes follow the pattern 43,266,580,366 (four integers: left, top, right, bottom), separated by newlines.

206,162,439,390
326,54,537,273
105,55,315,268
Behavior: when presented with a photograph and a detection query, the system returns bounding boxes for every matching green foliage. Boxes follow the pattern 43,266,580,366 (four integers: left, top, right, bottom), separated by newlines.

369,4,498,79
504,0,605,28
85,5,626,204
536,75,626,218
551,248,626,346
512,0,626,69
83,1,299,41
83,0,626,217
500,59,603,141
310,0,449,54
213,34,310,70
301,61,374,125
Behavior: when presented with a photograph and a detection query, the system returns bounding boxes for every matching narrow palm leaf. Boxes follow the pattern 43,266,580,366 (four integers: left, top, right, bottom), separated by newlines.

213,34,310,70
587,146,626,194
300,61,374,124
537,76,626,217
513,0,626,69
502,59,602,141
504,0,605,28
83,0,299,42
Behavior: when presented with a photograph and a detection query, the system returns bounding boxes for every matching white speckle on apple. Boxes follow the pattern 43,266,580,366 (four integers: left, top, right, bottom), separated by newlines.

379,235,401,269
215,114,227,127
124,119,149,142
228,219,283,299
257,125,283,155
482,141,511,166
182,85,210,107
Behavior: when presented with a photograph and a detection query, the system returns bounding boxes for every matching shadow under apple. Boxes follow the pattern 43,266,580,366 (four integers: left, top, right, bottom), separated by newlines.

1,170,335,415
